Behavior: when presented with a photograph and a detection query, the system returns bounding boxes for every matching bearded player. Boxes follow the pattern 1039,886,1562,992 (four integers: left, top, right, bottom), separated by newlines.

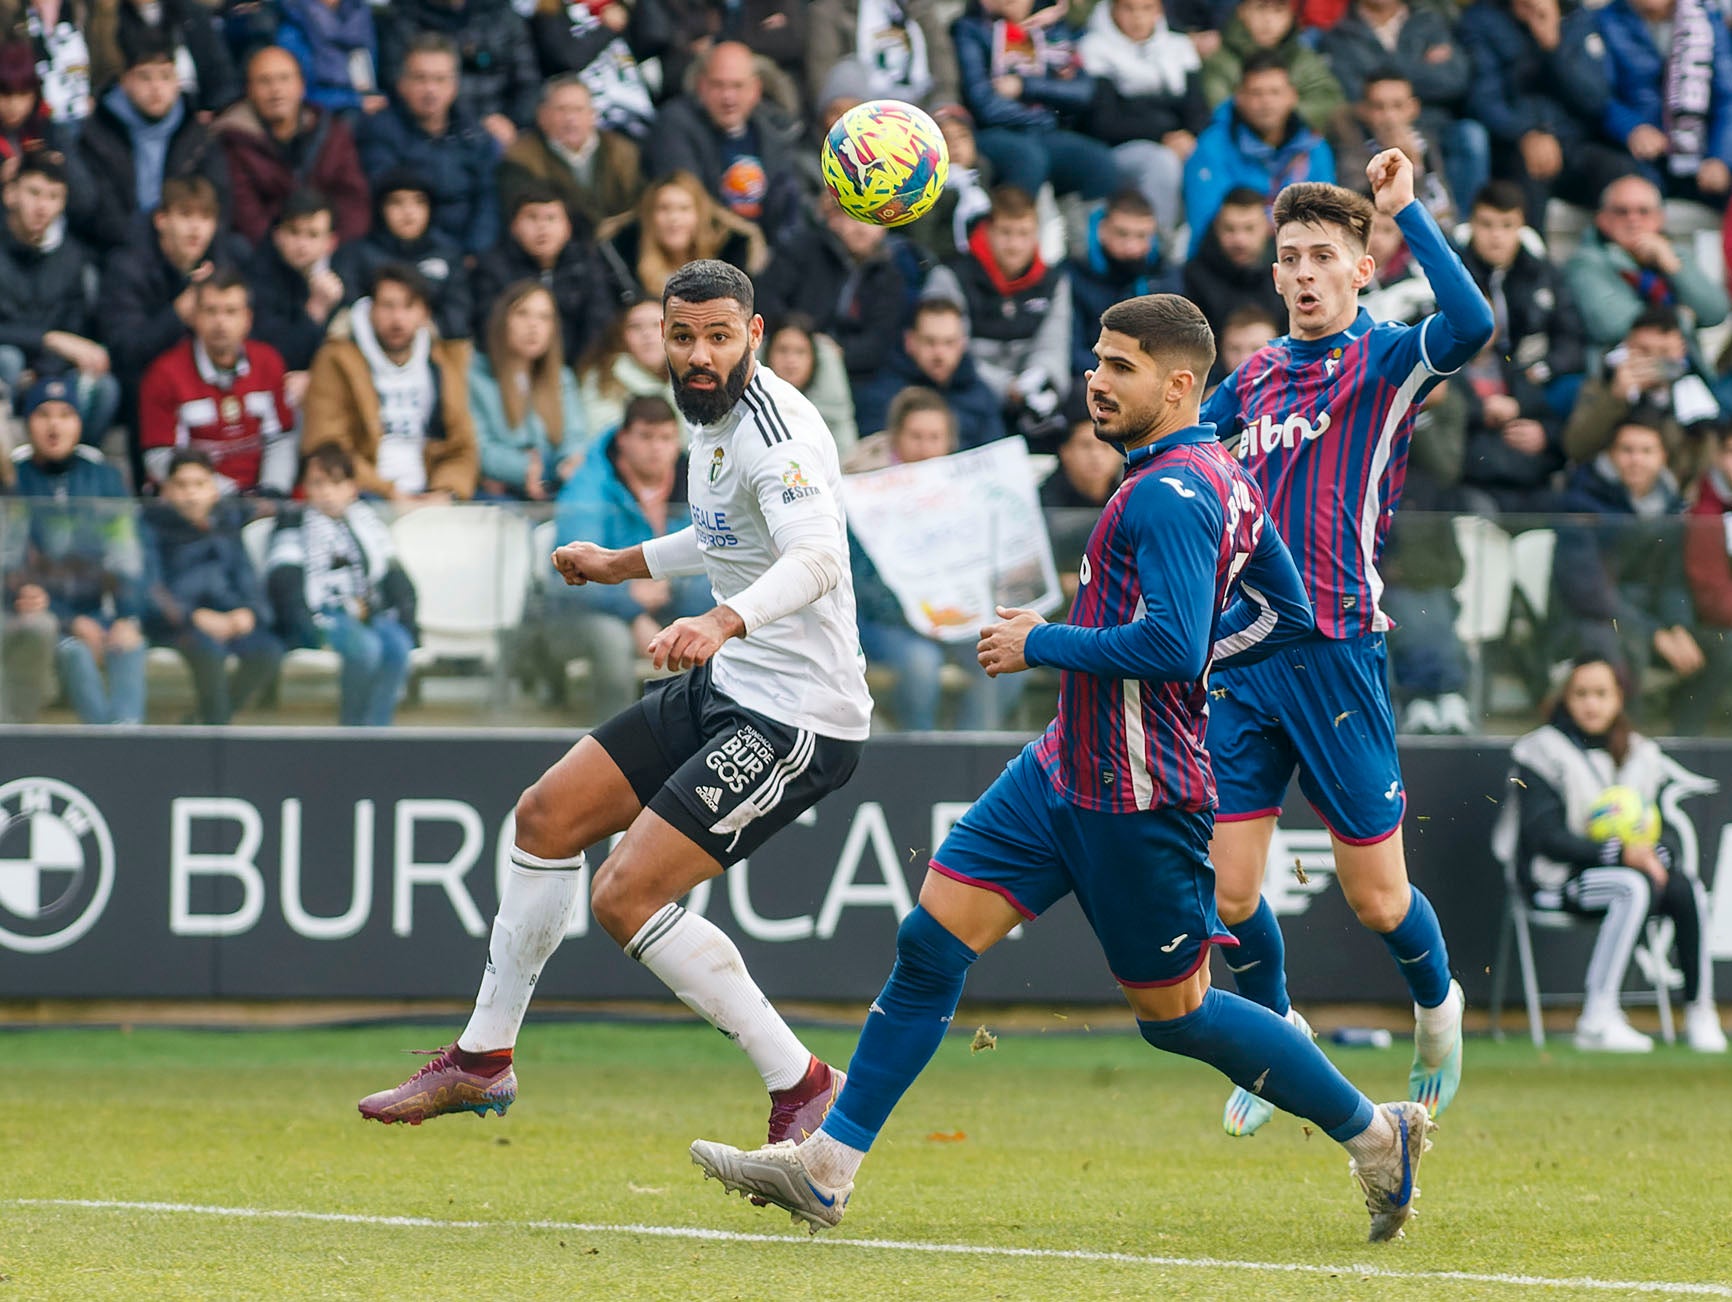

358,261,871,1147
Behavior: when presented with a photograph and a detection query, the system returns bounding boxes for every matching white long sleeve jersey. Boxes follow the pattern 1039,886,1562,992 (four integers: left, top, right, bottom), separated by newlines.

662,366,873,741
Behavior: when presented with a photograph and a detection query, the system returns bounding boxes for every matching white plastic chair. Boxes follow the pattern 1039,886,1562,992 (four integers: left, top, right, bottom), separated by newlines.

1509,528,1556,622
390,504,534,672
1451,515,1514,718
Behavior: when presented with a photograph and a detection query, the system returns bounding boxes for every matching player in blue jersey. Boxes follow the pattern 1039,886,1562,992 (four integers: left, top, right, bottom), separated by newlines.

1200,150,1496,1137
690,294,1438,1244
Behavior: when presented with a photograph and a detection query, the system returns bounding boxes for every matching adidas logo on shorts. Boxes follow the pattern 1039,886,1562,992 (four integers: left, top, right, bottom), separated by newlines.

696,785,723,812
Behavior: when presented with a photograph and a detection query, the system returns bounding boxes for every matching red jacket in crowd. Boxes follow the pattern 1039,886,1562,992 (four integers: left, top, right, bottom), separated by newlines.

1685,468,1732,629
138,338,297,495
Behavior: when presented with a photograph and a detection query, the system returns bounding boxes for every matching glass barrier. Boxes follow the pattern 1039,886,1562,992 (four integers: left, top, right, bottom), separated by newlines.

1,500,1728,737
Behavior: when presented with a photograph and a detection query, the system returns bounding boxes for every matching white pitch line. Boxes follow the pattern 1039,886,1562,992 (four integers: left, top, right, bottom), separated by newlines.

8,1198,1730,1298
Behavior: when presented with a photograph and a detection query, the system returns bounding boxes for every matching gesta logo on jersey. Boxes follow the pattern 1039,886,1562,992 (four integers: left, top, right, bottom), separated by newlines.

1237,409,1333,459
781,461,820,503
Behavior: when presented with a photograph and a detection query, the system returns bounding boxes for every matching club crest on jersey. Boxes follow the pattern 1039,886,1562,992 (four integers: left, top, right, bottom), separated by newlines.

1238,410,1333,459
1325,348,1342,377
781,461,820,503
708,447,725,484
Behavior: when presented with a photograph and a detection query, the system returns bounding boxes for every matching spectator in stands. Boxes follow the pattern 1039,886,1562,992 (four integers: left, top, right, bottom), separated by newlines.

1597,0,1732,206
271,0,384,117
499,75,642,238
214,45,369,247
93,0,242,117
1565,174,1730,351
356,33,501,259
0,41,101,238
806,0,959,114
4,377,146,725
1040,408,1122,510
1382,378,1473,733
853,296,1007,449
1318,0,1483,207
138,269,298,497
1565,306,1723,488
756,190,906,399
574,295,677,439
6,0,94,133
377,0,539,148
540,392,703,716
525,0,657,141
473,183,614,363
304,265,477,501
1461,180,1587,418
1501,657,1726,1051
762,313,858,453
1552,414,1706,720
595,169,766,302
925,184,1070,449
470,280,586,501
950,0,1119,205
1683,424,1732,732
1213,302,1281,387
1201,0,1345,135
0,151,119,445
901,101,993,265
1457,0,1615,221
1064,189,1171,382
77,32,229,251
662,0,808,98
1184,185,1286,337
245,189,345,387
1333,70,1455,221
333,167,472,342
845,386,1022,729
142,449,283,724
1184,52,1334,256
644,41,802,244
266,443,418,726
1077,0,1209,238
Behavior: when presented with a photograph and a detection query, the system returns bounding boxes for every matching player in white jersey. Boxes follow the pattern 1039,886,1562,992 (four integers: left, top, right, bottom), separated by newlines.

359,261,872,1142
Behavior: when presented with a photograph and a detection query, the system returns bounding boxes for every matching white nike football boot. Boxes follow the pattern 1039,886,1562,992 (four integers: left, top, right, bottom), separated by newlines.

1349,1101,1437,1243
691,1138,851,1232
1222,1006,1315,1137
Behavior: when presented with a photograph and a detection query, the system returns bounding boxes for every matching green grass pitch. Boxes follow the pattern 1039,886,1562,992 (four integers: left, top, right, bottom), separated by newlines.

1,1021,1728,1301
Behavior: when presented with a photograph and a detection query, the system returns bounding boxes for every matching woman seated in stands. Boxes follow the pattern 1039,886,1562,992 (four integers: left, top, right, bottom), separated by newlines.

470,280,587,500
761,313,857,455
595,171,768,301
574,296,679,441
1501,658,1725,1053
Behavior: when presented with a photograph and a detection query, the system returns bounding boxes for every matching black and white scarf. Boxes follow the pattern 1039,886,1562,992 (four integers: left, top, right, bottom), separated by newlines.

1664,0,1718,177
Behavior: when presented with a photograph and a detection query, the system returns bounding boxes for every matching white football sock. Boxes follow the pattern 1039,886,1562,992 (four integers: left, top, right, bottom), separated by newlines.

1413,980,1463,1066
1341,1104,1395,1163
798,1128,866,1187
457,849,585,1053
628,903,811,1092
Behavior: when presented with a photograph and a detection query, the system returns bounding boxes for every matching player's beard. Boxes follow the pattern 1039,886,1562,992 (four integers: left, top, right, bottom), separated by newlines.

673,351,752,426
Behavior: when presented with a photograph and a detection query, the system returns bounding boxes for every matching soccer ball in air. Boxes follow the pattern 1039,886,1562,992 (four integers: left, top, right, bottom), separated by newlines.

821,99,949,227
1586,786,1660,849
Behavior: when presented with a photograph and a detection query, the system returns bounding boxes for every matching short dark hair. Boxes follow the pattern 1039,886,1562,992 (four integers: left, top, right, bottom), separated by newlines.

403,32,459,65
910,297,966,331
12,149,67,189
1099,293,1216,376
1223,303,1280,335
1471,179,1527,216
988,185,1037,222
372,262,433,305
1240,49,1290,81
159,174,219,217
662,258,754,316
1361,66,1412,94
622,394,678,429
276,188,333,228
1272,182,1375,250
1218,185,1268,213
196,266,252,305
887,386,956,444
1104,189,1155,221
167,448,214,478
1629,304,1682,336
508,180,565,220
123,30,178,70
301,443,355,482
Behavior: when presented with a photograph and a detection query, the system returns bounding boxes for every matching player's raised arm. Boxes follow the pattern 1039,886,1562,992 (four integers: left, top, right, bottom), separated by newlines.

1023,471,1223,684
1368,148,1496,374
1211,512,1315,668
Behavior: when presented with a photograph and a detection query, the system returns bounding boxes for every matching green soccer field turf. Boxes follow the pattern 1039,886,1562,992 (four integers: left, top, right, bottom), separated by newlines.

1,1021,1728,1301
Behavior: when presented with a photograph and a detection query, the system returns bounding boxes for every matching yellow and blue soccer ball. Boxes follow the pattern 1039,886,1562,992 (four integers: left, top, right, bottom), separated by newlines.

1586,786,1661,849
821,99,949,228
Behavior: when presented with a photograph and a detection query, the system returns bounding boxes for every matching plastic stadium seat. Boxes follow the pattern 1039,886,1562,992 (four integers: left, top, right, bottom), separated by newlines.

1509,528,1557,622
390,505,534,670
1451,515,1514,645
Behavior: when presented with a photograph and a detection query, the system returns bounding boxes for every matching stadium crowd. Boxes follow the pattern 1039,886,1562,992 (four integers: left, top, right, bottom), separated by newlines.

1,0,1732,734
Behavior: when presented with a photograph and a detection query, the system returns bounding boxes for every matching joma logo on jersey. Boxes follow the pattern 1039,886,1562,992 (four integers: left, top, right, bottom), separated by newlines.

1238,410,1333,458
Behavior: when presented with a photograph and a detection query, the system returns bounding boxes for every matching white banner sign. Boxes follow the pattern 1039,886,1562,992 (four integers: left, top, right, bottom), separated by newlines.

841,439,1063,643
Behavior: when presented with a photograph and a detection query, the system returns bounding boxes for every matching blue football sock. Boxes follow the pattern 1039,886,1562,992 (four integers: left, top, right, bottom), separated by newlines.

1379,887,1452,1008
1139,989,1374,1141
1224,898,1291,1016
821,906,979,1153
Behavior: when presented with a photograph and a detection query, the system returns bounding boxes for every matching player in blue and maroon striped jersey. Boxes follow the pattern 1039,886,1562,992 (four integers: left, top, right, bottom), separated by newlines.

1200,150,1496,1138
692,294,1439,1246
